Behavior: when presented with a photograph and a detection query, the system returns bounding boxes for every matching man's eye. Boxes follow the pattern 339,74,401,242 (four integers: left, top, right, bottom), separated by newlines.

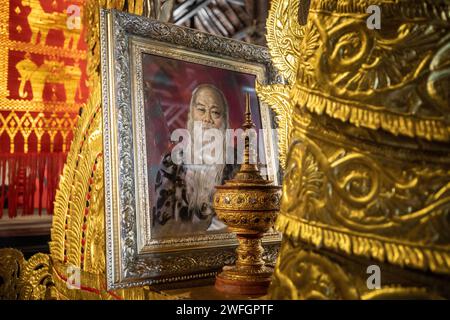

212,111,221,118
197,108,205,113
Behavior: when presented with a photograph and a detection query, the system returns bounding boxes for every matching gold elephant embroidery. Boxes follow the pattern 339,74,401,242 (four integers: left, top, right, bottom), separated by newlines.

20,0,81,49
16,54,82,103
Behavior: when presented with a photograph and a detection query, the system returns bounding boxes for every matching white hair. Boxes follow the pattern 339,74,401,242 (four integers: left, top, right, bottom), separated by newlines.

187,84,230,133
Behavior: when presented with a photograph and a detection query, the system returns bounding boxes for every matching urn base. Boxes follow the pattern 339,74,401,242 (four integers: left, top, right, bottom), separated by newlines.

215,265,274,295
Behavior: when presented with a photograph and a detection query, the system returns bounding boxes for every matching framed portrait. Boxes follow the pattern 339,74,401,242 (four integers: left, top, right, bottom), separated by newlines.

101,9,282,290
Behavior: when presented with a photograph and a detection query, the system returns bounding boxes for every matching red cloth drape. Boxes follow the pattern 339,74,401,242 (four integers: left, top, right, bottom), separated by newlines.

0,0,89,220
0,152,67,218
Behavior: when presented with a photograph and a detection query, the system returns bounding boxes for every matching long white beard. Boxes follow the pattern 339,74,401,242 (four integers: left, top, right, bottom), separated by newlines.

185,163,224,213
185,120,227,215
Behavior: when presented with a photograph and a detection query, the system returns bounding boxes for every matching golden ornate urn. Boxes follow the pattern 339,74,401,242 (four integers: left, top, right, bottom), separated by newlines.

213,94,282,295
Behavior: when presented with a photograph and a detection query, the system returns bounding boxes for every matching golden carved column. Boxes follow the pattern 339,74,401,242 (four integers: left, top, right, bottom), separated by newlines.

46,0,173,300
259,0,450,299
0,1,172,300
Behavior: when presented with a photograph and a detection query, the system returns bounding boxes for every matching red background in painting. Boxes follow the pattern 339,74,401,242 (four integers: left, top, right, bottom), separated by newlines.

142,52,263,158
142,53,268,205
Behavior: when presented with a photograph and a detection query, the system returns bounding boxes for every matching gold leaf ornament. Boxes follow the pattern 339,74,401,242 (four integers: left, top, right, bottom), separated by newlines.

255,81,293,168
266,0,303,85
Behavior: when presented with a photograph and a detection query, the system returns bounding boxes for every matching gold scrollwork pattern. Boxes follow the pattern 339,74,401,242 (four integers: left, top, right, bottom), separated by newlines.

265,0,302,84
267,0,450,142
276,110,450,274
0,248,24,299
214,190,281,211
0,249,56,300
269,241,360,299
235,238,266,268
361,287,444,300
255,82,293,169
18,252,56,300
269,240,447,300
256,0,304,169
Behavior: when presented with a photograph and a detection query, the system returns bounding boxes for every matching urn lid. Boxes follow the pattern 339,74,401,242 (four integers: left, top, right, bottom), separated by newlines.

216,93,280,191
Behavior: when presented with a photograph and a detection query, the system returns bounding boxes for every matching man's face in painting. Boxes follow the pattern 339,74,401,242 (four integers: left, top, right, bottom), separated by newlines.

191,86,226,130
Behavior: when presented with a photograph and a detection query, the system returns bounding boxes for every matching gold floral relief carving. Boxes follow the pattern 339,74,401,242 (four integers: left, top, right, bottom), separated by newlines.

255,82,293,169
361,287,445,300
269,240,447,300
0,249,56,300
269,241,359,299
265,0,302,84
285,116,450,238
0,248,24,299
276,111,450,274
262,1,450,290
265,0,450,142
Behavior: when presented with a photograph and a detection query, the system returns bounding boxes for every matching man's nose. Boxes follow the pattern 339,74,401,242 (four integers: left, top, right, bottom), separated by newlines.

203,110,214,124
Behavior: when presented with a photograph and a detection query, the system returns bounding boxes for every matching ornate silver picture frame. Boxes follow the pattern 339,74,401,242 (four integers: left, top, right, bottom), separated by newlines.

100,8,282,290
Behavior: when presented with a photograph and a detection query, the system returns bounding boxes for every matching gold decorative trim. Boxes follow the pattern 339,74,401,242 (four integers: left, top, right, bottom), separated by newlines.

0,248,24,299
294,87,450,142
0,111,77,153
265,0,301,84
255,82,293,168
361,286,444,300
50,83,102,266
19,253,55,300
276,214,450,275
51,261,169,300
267,0,450,142
0,249,55,300
309,0,450,19
269,244,360,300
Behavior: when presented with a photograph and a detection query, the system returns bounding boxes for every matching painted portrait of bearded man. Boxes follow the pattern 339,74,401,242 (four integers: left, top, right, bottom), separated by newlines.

152,84,239,238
